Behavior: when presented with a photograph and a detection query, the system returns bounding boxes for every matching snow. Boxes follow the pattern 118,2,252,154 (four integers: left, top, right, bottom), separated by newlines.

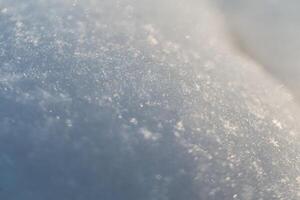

216,0,300,102
0,0,299,199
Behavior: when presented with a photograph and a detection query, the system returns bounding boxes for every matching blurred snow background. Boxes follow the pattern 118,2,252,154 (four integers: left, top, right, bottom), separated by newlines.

0,0,300,199
215,0,300,102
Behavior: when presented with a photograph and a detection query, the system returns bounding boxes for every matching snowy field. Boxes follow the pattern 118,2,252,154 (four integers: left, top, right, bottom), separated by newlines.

0,0,300,199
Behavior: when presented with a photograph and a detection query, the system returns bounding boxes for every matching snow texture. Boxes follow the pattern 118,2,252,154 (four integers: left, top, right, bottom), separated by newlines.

0,0,300,199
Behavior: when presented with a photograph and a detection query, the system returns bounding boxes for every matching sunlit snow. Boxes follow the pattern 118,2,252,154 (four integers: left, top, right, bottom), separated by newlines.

0,0,300,200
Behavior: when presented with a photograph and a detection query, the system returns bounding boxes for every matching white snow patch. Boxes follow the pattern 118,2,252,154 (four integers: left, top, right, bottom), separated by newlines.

139,128,159,141
147,35,158,46
130,118,138,125
175,121,185,131
269,137,280,148
272,119,283,129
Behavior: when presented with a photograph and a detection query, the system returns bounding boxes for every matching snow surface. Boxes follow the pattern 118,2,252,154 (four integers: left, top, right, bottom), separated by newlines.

216,0,300,102
0,0,300,199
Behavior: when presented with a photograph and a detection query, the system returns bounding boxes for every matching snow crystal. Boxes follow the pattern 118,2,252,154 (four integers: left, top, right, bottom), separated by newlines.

139,128,159,141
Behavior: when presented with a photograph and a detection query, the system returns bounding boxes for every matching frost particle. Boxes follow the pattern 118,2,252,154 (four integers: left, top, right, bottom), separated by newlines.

139,128,159,141
129,118,138,125
175,121,185,131
147,35,158,46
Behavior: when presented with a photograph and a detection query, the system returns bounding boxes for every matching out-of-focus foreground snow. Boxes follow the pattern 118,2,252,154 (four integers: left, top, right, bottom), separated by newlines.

0,0,300,199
